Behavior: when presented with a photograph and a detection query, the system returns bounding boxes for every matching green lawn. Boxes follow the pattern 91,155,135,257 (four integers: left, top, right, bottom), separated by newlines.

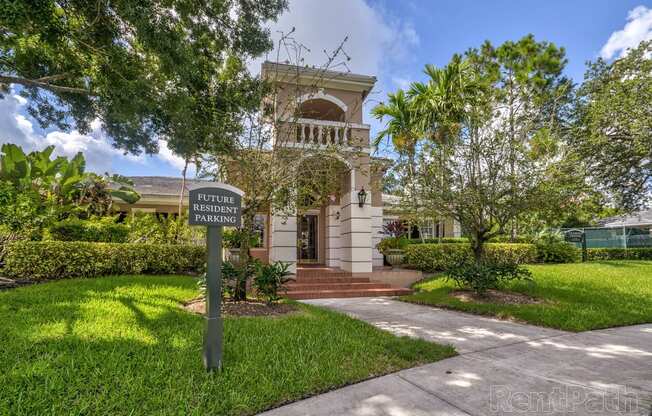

0,275,455,416
403,261,652,332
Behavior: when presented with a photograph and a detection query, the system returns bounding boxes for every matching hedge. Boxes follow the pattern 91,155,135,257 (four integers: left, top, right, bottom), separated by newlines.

404,243,538,272
408,237,467,244
3,241,205,280
48,219,129,243
586,248,652,261
408,236,534,245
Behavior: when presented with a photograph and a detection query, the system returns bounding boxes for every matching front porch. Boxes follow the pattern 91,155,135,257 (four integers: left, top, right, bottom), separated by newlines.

283,265,420,299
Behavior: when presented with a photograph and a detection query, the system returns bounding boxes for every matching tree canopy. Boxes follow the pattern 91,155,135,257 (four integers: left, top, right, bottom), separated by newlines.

572,40,652,210
0,0,287,155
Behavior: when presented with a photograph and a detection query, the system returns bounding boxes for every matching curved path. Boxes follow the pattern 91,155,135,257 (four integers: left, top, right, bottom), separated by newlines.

260,298,652,416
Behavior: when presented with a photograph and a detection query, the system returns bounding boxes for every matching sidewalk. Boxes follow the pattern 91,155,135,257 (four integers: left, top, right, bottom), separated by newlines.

260,298,652,415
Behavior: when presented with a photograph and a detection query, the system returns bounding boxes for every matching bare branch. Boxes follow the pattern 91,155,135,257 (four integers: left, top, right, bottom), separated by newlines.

0,75,91,95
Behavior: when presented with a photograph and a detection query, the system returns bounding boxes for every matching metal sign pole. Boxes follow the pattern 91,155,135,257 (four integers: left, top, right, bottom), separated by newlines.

204,225,223,371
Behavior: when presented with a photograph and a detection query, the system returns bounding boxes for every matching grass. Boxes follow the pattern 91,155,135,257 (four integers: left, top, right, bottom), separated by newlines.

0,275,455,415
402,261,652,332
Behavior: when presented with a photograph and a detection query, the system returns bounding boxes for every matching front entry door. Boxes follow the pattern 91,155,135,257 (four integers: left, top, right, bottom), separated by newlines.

297,214,318,263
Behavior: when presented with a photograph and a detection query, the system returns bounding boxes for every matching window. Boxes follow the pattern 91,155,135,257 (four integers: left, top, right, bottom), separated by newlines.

253,214,266,248
420,219,435,239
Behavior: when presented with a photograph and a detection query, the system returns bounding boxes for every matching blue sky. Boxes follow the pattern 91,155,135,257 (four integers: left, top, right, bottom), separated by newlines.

1,0,651,177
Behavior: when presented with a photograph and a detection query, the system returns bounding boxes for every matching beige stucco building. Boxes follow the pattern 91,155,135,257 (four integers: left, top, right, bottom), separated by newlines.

115,62,461,275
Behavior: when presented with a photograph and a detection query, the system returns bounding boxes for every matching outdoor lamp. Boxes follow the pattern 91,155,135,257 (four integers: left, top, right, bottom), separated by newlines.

357,188,367,208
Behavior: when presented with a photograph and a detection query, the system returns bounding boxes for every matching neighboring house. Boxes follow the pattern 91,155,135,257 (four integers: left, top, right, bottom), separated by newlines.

598,209,652,228
114,62,460,273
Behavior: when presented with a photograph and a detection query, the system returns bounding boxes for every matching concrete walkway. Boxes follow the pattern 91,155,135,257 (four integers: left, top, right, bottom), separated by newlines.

260,298,652,416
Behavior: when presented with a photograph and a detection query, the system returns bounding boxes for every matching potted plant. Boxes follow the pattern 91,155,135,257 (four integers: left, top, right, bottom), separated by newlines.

377,220,409,268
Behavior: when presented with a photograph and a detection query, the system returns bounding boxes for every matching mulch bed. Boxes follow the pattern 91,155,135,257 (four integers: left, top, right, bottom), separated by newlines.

450,289,543,305
183,297,299,317
0,277,39,291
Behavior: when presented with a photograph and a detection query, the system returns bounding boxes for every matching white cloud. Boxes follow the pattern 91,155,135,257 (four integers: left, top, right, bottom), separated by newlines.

0,92,189,174
601,5,652,59
391,76,411,90
157,140,190,171
250,0,419,76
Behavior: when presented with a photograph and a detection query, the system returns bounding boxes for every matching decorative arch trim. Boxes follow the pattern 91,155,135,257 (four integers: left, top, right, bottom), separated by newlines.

298,91,348,112
296,151,353,170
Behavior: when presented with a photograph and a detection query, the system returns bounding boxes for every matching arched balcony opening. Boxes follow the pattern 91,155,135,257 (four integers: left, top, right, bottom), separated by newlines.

298,98,345,122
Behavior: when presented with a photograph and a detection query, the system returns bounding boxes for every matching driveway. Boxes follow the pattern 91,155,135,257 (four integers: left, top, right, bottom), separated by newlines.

260,298,652,416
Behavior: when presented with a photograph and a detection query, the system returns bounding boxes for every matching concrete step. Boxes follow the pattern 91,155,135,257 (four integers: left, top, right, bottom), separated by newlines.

285,287,413,300
294,276,371,284
286,282,391,291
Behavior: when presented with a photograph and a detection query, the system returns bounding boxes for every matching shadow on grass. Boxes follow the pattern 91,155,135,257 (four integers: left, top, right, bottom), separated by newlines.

0,275,455,416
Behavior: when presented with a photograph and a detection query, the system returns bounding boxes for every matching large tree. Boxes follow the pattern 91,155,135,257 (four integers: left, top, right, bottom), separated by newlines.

572,40,652,210
414,36,572,261
1,0,286,155
202,34,354,300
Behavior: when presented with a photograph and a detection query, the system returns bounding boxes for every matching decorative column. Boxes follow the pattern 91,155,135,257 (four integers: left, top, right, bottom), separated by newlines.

340,188,373,273
370,206,384,267
325,204,341,268
269,212,297,274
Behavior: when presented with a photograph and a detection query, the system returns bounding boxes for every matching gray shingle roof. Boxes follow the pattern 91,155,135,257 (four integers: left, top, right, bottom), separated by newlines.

127,176,210,197
599,209,652,227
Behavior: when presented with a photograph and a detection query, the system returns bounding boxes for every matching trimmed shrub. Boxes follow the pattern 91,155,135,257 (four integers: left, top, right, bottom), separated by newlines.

3,241,204,280
377,236,409,254
535,241,580,263
408,237,468,244
48,218,129,243
404,243,538,272
408,236,534,245
446,260,533,295
490,235,535,244
586,248,652,261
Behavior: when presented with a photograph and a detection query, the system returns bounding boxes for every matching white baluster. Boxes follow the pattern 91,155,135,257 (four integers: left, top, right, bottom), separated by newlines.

317,125,322,144
334,127,339,145
308,124,314,143
300,122,306,143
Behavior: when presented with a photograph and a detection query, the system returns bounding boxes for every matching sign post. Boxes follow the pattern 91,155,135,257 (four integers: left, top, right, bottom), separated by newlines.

188,183,243,372
564,229,587,262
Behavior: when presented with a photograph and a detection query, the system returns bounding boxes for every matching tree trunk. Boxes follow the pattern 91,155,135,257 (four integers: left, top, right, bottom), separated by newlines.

178,158,190,217
233,209,256,302
471,233,485,264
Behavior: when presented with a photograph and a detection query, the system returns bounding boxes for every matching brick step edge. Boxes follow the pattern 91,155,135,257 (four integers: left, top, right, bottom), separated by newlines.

285,282,391,291
285,288,413,300
294,277,371,284
296,273,353,278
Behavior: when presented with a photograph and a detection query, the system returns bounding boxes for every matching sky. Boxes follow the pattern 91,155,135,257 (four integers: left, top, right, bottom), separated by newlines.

1,0,651,177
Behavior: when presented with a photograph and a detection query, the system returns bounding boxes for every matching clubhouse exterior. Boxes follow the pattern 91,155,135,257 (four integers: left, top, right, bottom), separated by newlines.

114,62,461,276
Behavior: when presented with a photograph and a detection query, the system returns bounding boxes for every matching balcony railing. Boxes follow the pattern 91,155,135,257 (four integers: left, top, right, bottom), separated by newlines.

278,118,369,149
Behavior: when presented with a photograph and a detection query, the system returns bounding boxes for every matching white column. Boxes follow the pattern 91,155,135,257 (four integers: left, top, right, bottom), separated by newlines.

269,213,297,274
371,206,384,267
453,220,462,237
340,190,373,273
325,205,341,268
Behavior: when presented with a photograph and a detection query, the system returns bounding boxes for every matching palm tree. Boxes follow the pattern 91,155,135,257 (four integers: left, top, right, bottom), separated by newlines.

371,89,418,154
371,89,423,240
408,55,480,241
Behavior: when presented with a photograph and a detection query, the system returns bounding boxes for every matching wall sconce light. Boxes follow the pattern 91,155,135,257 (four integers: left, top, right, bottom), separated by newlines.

336,211,340,220
357,187,367,208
